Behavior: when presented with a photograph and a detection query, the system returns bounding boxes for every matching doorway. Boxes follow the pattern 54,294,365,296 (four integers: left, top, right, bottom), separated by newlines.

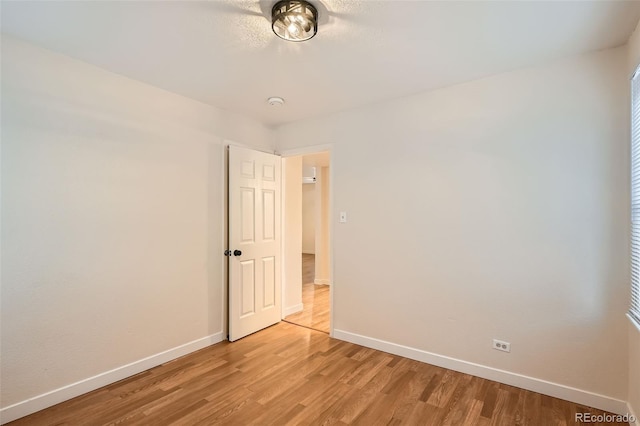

281,150,331,334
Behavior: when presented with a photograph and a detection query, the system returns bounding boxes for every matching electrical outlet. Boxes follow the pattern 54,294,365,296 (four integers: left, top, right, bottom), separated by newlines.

493,339,511,353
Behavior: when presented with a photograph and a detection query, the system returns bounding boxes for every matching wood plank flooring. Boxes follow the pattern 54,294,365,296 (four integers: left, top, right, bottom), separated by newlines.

302,253,314,285
8,322,625,426
284,254,330,333
284,283,330,333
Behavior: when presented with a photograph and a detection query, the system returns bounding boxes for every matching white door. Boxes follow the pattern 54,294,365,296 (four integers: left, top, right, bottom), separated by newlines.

228,145,281,341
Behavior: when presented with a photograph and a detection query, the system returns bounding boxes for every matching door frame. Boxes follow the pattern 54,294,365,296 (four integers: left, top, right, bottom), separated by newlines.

278,144,334,337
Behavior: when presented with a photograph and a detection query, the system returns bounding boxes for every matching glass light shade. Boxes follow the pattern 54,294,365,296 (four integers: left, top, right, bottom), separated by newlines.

272,0,318,42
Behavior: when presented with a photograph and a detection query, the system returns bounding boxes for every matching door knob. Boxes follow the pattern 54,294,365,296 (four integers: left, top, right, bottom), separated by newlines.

233,250,242,256
224,250,232,257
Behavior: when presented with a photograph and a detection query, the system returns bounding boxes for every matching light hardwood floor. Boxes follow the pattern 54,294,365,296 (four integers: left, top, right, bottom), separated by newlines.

284,254,330,333
8,322,625,425
302,253,314,285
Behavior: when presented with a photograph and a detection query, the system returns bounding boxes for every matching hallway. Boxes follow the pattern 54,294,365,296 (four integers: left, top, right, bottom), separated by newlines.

284,254,330,333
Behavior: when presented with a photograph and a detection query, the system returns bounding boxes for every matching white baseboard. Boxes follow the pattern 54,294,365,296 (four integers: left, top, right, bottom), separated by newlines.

314,279,330,285
283,303,304,317
629,401,640,426
333,329,628,416
0,332,225,425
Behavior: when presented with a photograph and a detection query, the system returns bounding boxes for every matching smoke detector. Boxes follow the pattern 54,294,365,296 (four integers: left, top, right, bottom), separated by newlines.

267,97,285,107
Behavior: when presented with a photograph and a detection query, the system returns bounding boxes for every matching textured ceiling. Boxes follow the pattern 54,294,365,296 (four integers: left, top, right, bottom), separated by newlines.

2,1,640,127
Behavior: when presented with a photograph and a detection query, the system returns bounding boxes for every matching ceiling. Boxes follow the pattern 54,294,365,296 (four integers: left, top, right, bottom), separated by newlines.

2,1,640,127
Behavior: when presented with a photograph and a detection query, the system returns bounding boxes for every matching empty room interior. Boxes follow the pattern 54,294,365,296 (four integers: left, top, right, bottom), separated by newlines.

2,0,640,425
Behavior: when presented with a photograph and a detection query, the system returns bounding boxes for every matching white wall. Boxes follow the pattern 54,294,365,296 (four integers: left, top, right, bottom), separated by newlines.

283,156,303,315
630,19,640,79
276,47,630,407
314,167,331,285
0,36,274,419
302,183,316,254
627,19,640,423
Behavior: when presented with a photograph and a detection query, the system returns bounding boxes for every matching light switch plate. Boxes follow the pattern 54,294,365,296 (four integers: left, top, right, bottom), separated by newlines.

339,211,347,223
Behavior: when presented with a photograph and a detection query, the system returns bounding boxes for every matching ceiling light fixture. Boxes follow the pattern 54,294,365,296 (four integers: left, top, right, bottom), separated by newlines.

272,0,318,42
